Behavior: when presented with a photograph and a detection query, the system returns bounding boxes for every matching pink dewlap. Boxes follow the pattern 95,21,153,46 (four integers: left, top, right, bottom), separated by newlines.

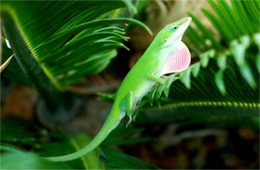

162,41,191,75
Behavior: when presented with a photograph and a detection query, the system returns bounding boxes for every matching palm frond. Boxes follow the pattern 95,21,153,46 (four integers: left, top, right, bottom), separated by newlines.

141,0,259,127
1,1,151,121
186,0,259,91
1,1,151,90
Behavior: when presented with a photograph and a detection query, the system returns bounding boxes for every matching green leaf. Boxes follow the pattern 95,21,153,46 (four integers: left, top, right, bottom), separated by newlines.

253,32,260,48
217,54,227,70
230,36,250,65
190,63,200,77
256,53,260,73
188,12,223,50
199,49,215,67
179,67,191,89
122,0,137,14
215,70,226,95
102,147,157,169
70,133,104,169
231,0,256,34
103,126,152,146
1,1,151,90
137,108,259,130
208,0,237,39
1,117,156,169
0,148,68,169
201,8,228,42
239,62,256,88
1,118,40,146
139,29,259,128
186,26,209,51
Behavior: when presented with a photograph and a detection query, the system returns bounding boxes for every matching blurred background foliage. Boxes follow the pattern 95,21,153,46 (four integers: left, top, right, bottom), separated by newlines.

1,0,259,169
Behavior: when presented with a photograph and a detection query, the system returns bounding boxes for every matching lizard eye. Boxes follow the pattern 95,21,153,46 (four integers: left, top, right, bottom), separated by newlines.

170,27,177,32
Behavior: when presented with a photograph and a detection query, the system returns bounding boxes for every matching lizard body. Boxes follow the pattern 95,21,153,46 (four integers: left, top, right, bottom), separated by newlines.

46,17,191,162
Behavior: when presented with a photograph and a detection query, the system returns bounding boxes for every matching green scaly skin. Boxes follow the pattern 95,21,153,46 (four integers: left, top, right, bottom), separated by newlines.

46,17,192,162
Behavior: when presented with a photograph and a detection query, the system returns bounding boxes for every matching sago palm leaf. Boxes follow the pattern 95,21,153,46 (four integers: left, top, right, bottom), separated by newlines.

139,0,259,127
1,1,151,121
1,1,151,90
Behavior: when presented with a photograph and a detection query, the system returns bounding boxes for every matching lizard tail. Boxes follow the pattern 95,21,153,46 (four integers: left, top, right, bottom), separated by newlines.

45,106,124,162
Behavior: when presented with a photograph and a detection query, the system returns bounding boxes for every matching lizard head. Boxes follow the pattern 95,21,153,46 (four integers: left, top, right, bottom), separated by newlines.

159,17,191,48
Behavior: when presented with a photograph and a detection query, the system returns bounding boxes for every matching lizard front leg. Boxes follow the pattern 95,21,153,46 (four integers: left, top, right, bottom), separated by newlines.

126,91,137,127
147,71,165,84
147,75,164,84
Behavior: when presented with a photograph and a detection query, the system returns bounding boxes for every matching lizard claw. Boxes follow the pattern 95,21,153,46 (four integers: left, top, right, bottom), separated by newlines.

126,116,132,128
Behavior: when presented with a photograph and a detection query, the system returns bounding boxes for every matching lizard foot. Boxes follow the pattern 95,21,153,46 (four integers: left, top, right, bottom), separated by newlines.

149,74,177,105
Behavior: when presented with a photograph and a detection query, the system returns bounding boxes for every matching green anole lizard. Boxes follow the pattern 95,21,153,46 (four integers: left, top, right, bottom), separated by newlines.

46,17,192,162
